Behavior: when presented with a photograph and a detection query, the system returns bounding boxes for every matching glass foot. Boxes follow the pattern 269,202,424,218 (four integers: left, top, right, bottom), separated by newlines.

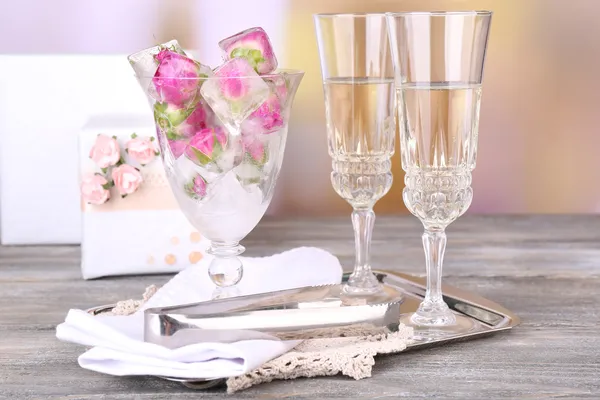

343,268,382,295
342,278,404,305
400,312,479,342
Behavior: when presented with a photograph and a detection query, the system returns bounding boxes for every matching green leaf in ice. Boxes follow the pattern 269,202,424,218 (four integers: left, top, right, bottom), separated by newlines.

165,129,179,141
230,101,242,116
154,102,168,114
167,107,193,126
191,147,212,165
250,145,269,167
154,102,171,130
230,48,265,72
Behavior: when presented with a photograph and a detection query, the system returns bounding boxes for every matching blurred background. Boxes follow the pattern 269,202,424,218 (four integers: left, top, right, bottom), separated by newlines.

1,0,599,230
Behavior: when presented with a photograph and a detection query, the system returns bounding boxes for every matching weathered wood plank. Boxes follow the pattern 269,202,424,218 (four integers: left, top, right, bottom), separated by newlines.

2,215,600,280
0,276,598,399
1,216,599,399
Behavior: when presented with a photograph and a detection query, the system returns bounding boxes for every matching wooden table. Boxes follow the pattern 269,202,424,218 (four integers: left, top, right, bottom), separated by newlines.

1,215,599,399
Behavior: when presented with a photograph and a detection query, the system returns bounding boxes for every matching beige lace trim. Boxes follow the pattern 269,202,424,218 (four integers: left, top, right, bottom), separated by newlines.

110,285,412,393
226,326,412,393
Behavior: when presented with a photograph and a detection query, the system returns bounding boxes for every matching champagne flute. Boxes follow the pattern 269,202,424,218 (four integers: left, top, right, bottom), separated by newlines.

386,11,493,338
314,13,396,297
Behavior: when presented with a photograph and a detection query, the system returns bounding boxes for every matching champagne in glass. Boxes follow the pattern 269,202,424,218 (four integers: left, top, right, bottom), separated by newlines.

315,14,397,297
387,11,492,338
325,77,395,208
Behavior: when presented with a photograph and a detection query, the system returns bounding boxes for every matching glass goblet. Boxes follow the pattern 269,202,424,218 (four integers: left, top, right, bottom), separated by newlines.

387,11,493,338
135,70,304,298
314,13,396,298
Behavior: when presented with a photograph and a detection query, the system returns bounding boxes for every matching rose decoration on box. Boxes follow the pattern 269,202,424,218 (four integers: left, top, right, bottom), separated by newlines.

126,134,159,166
89,134,120,172
81,133,160,204
80,173,111,205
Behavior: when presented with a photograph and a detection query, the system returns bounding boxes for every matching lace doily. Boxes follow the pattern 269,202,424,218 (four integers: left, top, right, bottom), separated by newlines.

111,286,413,393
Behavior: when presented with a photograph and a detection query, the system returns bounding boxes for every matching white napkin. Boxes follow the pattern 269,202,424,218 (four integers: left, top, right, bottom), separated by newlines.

56,247,343,379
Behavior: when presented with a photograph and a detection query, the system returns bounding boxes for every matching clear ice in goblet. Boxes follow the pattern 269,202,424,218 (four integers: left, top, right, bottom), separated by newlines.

135,69,304,298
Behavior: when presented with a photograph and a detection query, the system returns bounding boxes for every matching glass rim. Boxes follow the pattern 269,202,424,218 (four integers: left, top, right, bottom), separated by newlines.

135,68,304,80
385,10,493,17
314,12,388,18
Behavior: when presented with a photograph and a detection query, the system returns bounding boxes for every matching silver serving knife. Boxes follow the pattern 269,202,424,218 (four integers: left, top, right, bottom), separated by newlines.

144,283,404,349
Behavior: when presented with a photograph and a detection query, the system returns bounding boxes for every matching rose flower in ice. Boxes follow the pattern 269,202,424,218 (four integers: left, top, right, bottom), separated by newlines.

89,134,120,169
242,134,267,164
176,102,212,137
126,134,159,166
241,93,283,135
167,139,188,158
80,173,110,205
219,27,278,74
184,174,207,200
112,164,143,197
153,50,208,106
199,57,270,127
185,127,227,165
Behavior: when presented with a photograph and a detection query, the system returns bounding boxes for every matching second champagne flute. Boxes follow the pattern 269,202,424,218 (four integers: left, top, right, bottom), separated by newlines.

314,13,396,297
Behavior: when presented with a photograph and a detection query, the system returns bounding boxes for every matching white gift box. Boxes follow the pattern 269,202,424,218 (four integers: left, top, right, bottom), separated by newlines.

0,55,150,245
79,114,210,279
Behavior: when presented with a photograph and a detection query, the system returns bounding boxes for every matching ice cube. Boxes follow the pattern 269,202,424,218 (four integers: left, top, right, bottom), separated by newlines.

184,127,227,166
235,162,263,186
241,130,269,167
167,138,188,159
219,27,278,74
153,95,217,147
240,91,284,136
175,151,222,185
127,40,187,97
153,50,213,106
200,58,270,129
264,73,289,106
173,100,215,138
183,174,208,200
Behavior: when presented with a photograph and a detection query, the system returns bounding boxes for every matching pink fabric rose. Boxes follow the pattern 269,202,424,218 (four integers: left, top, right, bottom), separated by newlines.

126,136,158,165
80,173,110,205
112,164,143,196
89,134,120,169
153,50,203,106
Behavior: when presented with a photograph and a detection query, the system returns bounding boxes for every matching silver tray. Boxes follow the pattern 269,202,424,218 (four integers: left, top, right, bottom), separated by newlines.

87,269,520,390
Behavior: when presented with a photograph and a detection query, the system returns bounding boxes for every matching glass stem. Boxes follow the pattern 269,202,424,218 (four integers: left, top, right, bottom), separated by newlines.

345,208,380,293
422,228,447,306
353,208,374,274
207,241,244,288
